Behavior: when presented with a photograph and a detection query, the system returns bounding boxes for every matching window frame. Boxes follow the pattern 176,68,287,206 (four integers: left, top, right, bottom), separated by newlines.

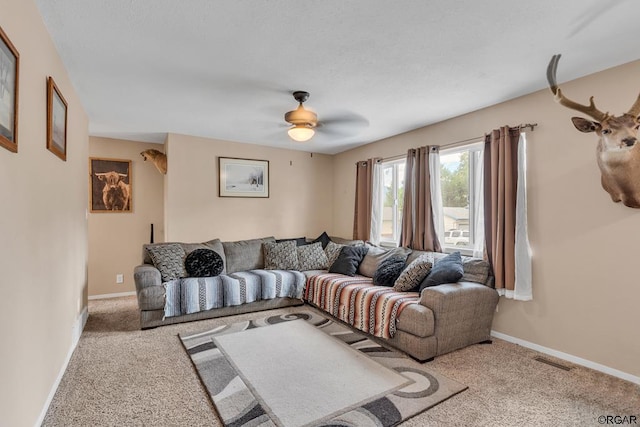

438,141,483,255
378,158,405,247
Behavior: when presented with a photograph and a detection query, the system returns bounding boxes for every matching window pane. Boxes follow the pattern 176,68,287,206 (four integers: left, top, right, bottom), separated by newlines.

381,165,394,241
395,163,405,241
440,151,470,248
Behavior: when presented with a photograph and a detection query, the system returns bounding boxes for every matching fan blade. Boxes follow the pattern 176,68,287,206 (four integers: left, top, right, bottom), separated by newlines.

316,111,369,137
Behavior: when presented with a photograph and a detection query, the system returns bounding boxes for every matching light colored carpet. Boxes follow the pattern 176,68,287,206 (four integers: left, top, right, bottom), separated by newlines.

43,296,639,426
181,313,465,426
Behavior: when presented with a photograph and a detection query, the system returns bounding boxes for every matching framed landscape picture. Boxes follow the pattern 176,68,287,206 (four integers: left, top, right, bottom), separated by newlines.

219,157,269,198
0,26,19,153
47,77,68,161
89,157,133,212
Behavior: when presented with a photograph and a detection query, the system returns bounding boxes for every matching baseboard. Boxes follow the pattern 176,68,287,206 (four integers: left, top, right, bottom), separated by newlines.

35,306,88,427
88,291,136,300
491,330,640,385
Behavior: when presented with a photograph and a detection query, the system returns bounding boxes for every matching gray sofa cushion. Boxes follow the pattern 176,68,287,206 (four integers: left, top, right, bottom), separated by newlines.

222,237,275,274
203,238,227,274
406,249,491,286
461,256,490,284
358,245,411,277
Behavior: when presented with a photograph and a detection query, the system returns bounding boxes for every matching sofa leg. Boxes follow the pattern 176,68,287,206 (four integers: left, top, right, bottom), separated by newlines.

479,339,493,345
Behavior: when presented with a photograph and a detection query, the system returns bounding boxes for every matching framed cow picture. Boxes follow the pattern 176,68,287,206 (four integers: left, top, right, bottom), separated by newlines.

89,157,132,213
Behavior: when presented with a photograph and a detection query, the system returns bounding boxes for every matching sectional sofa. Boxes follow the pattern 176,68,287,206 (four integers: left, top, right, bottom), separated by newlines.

134,235,499,361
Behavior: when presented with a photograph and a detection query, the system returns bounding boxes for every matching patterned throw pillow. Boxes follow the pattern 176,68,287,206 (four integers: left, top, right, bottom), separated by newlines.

393,253,433,292
373,255,407,287
147,243,187,282
297,242,329,271
324,241,345,269
263,240,299,270
184,249,224,277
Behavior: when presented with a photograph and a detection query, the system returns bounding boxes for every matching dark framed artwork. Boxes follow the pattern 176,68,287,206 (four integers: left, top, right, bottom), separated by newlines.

89,157,133,212
47,77,68,161
0,25,19,153
219,157,269,198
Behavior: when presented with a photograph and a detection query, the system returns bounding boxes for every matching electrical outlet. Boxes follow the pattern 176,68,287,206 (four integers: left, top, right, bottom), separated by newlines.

116,274,124,284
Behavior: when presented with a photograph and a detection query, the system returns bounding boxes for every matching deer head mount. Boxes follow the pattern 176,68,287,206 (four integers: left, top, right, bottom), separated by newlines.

547,54,640,208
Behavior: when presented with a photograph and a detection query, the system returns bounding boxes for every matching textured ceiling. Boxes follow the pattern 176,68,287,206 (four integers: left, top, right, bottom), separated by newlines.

35,0,640,154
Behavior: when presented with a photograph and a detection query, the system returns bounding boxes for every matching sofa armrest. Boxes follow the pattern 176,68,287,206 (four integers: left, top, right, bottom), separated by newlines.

419,281,499,356
134,265,165,311
134,264,162,291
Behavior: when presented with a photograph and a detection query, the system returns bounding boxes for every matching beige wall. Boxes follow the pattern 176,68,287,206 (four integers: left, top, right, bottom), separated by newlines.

0,0,89,425
165,133,334,242
88,137,165,297
333,60,640,379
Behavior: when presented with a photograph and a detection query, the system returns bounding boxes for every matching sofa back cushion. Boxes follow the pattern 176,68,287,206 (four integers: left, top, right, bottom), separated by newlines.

222,236,276,274
203,239,227,274
406,249,491,286
143,239,227,275
358,245,411,278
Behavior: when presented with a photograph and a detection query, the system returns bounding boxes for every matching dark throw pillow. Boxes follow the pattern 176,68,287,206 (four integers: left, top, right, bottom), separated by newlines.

373,255,407,287
312,231,332,249
418,251,464,292
276,237,308,246
329,245,369,276
184,248,224,277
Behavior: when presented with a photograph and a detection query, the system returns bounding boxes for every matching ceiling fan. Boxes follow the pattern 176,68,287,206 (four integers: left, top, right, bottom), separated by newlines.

282,90,370,143
284,91,318,142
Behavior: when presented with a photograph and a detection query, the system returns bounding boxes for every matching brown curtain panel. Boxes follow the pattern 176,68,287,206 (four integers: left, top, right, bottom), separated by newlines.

399,147,441,251
484,126,520,292
353,158,380,240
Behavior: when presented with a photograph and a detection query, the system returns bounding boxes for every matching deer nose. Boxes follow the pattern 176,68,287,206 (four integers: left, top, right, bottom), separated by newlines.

622,137,637,147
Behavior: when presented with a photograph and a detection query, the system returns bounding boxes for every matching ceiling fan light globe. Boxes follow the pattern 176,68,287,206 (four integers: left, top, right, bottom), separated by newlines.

288,125,315,142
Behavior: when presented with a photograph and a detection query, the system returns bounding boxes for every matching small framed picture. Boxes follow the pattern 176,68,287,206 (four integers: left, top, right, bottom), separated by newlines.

89,157,133,212
219,157,269,198
47,76,68,161
0,26,19,153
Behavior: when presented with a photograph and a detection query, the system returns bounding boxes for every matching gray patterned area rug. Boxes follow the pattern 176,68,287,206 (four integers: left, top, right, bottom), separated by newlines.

179,309,467,427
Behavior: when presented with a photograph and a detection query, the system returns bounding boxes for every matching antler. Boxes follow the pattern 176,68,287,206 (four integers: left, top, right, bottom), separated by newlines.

547,54,608,122
627,93,640,117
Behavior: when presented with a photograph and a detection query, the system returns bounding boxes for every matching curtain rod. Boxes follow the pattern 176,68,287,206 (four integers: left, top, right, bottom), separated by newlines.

380,122,537,162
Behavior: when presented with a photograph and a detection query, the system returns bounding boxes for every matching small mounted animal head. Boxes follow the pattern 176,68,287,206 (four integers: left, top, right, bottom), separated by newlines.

140,149,167,174
547,54,640,208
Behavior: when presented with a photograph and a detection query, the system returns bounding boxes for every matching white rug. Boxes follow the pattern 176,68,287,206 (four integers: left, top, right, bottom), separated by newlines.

180,308,467,427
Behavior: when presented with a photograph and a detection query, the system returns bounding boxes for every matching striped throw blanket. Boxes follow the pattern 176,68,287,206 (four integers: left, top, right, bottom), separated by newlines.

304,273,420,339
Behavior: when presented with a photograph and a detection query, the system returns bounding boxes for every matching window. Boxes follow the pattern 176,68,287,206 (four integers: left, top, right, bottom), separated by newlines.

438,143,483,254
379,159,405,245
